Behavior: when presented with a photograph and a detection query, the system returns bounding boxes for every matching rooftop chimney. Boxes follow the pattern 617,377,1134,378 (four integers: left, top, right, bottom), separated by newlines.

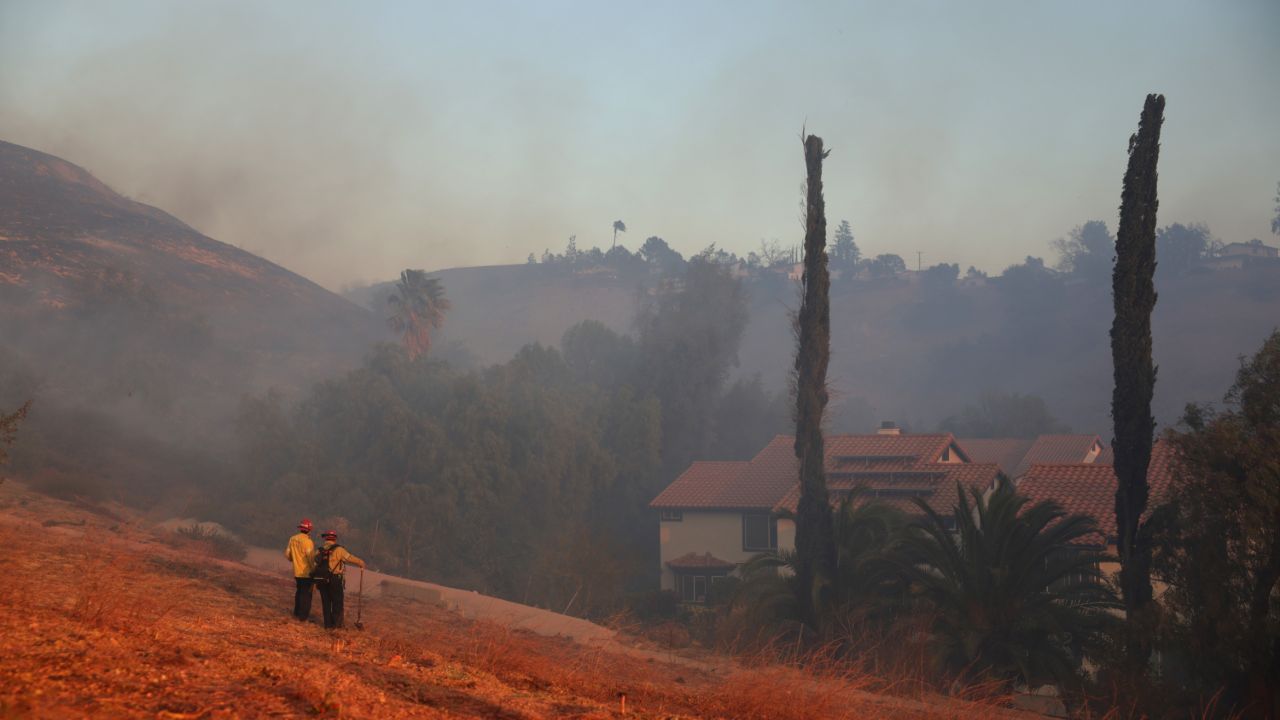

877,421,901,436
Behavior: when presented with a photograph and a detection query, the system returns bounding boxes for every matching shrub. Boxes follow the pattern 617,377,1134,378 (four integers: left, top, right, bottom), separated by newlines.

173,523,248,562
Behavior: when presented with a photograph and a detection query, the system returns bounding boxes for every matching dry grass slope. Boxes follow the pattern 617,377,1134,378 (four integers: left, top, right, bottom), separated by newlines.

0,482,1033,719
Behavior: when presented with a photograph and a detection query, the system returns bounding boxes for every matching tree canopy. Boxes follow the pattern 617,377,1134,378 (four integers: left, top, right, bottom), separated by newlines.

896,483,1119,689
865,253,906,278
1153,330,1280,716
387,269,450,360
1156,222,1214,275
1052,220,1114,282
829,220,860,274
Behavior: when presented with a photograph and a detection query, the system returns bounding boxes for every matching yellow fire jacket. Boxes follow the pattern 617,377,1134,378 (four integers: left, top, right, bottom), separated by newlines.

319,541,365,576
285,532,315,579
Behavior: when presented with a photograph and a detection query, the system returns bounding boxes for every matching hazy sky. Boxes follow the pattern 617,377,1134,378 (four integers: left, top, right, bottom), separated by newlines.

2,1,1277,290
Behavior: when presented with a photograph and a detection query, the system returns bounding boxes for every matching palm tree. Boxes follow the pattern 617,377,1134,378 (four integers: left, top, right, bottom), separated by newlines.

894,482,1119,690
612,220,626,249
733,493,909,632
387,269,450,360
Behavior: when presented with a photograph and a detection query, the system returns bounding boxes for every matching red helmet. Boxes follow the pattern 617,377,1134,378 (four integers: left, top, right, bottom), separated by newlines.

322,530,338,540
298,519,313,532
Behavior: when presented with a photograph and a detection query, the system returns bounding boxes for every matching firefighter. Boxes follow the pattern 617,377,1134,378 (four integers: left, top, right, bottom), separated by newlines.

314,529,366,629
285,518,316,620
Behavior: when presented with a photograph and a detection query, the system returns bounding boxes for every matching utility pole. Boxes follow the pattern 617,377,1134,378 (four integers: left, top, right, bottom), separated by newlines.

916,251,923,271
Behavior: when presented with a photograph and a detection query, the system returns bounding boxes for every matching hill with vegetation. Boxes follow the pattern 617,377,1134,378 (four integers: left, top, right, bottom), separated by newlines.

350,236,1280,435
0,139,384,435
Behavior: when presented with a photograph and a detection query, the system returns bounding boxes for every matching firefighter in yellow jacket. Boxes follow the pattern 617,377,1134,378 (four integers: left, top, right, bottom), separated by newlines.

285,519,316,620
314,530,365,629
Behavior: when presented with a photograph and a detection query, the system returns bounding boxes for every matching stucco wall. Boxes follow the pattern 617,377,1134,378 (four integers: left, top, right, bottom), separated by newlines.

658,510,774,590
777,518,796,554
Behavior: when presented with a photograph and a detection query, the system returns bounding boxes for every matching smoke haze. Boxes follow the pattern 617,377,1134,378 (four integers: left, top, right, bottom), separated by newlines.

2,1,1278,289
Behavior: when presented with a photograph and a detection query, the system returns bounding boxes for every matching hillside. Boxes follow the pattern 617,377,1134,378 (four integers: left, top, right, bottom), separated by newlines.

0,480,1030,719
351,260,1280,434
0,139,385,425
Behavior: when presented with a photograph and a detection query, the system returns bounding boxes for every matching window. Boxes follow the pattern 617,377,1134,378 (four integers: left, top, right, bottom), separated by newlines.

742,513,777,551
677,574,707,603
660,509,683,522
676,573,728,604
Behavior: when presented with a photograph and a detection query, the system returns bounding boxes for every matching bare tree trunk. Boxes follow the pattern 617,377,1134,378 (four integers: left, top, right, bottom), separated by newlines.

793,134,836,629
1111,93,1164,674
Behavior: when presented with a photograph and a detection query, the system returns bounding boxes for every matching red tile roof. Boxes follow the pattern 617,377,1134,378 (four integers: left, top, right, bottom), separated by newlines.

773,463,1004,517
1013,435,1103,478
651,432,993,517
1016,440,1177,546
649,461,754,509
666,552,737,570
957,438,1034,476
1094,446,1115,465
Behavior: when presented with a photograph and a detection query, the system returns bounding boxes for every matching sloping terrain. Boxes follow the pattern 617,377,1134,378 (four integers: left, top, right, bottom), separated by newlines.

0,481,1030,719
0,139,385,410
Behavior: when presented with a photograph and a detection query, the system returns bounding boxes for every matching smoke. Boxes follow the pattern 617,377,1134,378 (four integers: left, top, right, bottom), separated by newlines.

3,2,1278,291
0,3,597,290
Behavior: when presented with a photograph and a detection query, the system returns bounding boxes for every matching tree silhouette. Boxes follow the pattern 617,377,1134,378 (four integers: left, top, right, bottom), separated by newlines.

612,220,626,249
1110,93,1164,673
1155,330,1280,716
829,220,860,273
1271,182,1279,236
1052,220,1114,282
733,493,908,630
387,269,451,360
895,483,1119,689
793,134,836,629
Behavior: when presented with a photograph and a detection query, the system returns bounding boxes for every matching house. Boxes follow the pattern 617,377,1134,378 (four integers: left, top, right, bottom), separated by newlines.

1205,238,1279,270
1015,439,1177,559
957,434,1105,480
649,424,1004,603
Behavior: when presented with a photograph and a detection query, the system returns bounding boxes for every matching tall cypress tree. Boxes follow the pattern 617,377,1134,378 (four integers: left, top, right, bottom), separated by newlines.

794,135,836,628
1111,93,1164,670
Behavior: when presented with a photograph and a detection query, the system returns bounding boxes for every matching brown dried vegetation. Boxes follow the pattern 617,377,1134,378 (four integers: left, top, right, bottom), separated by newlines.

0,483,1028,718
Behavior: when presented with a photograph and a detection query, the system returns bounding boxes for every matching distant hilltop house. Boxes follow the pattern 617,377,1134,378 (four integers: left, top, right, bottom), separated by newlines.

1205,238,1279,270
650,424,1120,604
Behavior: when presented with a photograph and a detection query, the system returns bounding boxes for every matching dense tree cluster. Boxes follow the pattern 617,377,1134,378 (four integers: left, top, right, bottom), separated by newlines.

1052,220,1114,282
1153,330,1280,716
225,258,787,615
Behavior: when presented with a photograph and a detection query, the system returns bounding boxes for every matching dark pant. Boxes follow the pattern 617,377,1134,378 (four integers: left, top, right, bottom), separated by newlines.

317,576,345,629
293,577,314,620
